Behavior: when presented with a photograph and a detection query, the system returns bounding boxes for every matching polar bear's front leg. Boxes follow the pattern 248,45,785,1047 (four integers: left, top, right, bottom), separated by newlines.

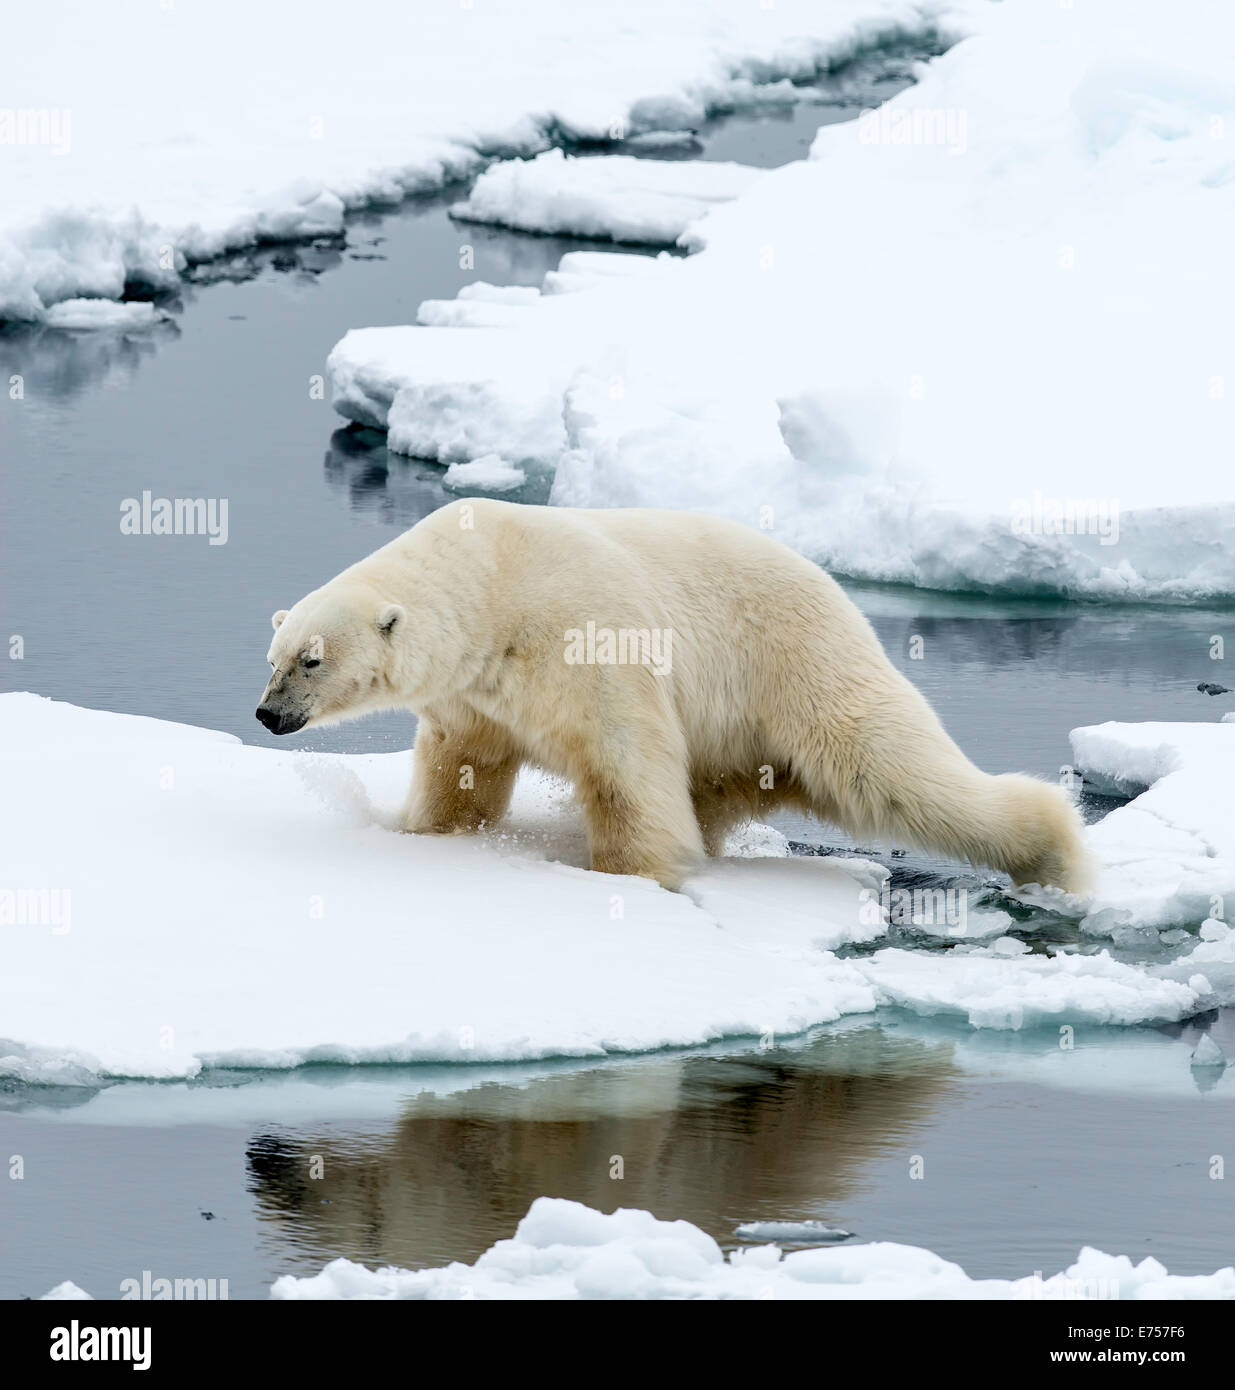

402,716,519,835
574,725,704,891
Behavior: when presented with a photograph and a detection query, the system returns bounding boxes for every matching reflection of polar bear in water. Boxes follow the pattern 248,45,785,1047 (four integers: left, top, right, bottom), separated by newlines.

256,500,1090,894
247,1030,954,1274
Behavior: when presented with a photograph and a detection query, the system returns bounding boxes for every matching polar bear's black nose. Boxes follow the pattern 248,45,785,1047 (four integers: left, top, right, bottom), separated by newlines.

255,704,281,732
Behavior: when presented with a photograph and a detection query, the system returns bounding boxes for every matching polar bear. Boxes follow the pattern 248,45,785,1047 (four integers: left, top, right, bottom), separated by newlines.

257,500,1091,894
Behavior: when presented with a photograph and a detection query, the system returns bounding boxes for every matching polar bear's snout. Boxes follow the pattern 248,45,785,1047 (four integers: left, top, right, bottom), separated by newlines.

255,700,306,736
256,667,311,735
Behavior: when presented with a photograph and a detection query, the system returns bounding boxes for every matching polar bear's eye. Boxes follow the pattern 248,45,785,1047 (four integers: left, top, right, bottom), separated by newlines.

302,658,321,670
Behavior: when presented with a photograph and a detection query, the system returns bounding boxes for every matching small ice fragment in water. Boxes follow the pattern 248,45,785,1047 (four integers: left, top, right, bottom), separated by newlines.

989,936,1030,957
1112,925,1159,952
1200,918,1230,942
44,299,170,331
734,1219,853,1244
900,907,1013,942
1080,907,1134,938
623,130,702,152
442,455,526,493
1191,1033,1226,1068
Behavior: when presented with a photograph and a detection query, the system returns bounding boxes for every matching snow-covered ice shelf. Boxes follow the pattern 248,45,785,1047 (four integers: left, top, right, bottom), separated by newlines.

6,694,1235,1086
1073,720,1235,934
0,0,950,322
0,693,883,1083
327,0,1235,601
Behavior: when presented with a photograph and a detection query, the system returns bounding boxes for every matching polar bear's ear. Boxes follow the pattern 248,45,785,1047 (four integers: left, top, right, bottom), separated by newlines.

376,603,405,636
271,610,289,631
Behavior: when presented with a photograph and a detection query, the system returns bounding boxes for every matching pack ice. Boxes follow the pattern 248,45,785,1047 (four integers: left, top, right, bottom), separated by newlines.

327,0,1235,600
0,0,945,322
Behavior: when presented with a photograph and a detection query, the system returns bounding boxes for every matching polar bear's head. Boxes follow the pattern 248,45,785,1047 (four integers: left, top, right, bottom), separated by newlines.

256,588,407,735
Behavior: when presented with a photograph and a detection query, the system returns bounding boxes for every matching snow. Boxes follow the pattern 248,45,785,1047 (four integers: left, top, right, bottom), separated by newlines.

40,1282,93,1301
856,947,1203,1031
263,1197,1235,1299
684,857,887,953
329,252,662,460
5,693,1232,1089
328,0,1235,601
0,0,948,323
449,149,764,245
1072,722,1235,933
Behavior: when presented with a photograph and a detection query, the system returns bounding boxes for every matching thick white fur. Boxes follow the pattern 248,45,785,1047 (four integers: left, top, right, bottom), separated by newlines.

260,500,1092,893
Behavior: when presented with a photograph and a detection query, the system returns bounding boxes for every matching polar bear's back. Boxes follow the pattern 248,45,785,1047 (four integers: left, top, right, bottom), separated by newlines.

414,498,877,646
409,500,900,739
418,498,859,621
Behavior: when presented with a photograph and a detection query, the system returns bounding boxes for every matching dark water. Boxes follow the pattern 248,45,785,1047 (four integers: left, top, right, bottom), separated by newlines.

3,53,1234,1297
4,1017,1234,1298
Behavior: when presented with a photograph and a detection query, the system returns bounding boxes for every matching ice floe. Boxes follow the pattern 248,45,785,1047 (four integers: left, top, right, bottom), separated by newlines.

449,149,763,245
5,694,1234,1088
327,0,1235,601
1073,722,1235,933
41,299,170,332
856,947,1202,1031
441,455,527,493
0,0,947,322
0,693,881,1083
